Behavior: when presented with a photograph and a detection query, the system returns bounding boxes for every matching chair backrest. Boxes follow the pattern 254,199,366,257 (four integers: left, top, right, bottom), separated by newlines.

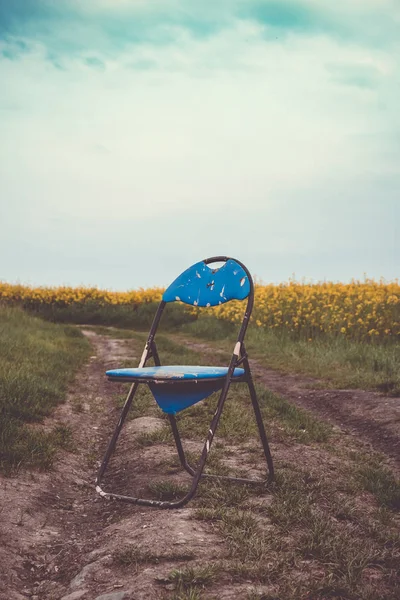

143,257,254,368
163,257,251,307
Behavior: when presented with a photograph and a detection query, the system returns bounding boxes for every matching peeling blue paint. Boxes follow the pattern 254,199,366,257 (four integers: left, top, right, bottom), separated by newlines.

106,365,245,380
162,259,250,306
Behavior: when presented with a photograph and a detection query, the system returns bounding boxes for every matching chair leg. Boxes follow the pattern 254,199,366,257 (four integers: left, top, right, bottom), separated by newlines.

169,386,274,486
96,381,233,508
95,381,192,508
96,382,139,485
247,377,274,481
96,375,274,508
95,412,224,509
168,414,193,474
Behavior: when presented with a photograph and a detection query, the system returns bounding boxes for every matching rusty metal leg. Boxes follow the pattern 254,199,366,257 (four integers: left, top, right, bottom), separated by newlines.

247,377,274,481
96,381,139,485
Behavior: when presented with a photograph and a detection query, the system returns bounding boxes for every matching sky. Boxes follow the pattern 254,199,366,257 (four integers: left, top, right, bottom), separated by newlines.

0,0,399,289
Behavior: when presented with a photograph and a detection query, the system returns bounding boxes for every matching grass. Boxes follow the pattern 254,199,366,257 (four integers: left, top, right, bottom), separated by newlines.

135,426,173,446
181,317,236,341
173,384,330,446
180,316,400,395
167,564,219,590
259,386,331,443
27,300,196,331
191,467,400,599
0,306,90,472
114,544,195,567
196,480,252,510
133,382,330,457
154,333,229,365
116,385,154,420
147,480,189,500
355,459,400,510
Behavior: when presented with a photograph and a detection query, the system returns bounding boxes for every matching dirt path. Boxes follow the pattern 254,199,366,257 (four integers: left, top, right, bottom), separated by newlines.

178,339,400,473
0,332,237,600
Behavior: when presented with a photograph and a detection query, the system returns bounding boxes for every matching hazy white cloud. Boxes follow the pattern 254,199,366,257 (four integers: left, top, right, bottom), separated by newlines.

0,1,399,287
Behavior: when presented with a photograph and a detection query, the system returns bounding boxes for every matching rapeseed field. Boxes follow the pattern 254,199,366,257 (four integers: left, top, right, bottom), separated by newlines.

1,279,398,341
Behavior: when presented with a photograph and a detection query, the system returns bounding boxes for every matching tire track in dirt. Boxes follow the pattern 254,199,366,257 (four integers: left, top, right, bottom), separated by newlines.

178,339,400,474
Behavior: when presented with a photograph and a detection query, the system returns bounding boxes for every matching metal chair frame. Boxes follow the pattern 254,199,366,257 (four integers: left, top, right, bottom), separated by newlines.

95,256,274,508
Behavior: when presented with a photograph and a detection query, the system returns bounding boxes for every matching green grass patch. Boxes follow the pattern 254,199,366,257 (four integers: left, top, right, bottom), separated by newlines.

247,327,400,395
174,384,330,446
135,426,173,446
180,317,400,394
196,480,252,510
167,563,219,591
175,388,258,443
116,385,154,420
266,468,323,530
28,301,196,331
0,307,90,472
192,465,400,599
356,459,400,511
180,316,237,341
114,544,195,567
147,479,188,500
259,387,331,443
154,333,229,366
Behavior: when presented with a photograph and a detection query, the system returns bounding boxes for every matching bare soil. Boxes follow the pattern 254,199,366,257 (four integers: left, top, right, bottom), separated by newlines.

0,330,399,600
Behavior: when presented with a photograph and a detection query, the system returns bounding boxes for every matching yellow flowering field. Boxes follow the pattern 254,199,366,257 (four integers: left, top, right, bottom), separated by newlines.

215,280,400,341
0,279,399,341
0,283,164,309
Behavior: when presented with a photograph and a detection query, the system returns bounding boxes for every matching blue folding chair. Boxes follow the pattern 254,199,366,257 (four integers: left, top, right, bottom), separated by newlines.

96,256,274,508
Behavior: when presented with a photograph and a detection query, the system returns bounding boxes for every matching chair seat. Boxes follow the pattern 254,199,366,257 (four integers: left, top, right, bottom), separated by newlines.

106,365,245,382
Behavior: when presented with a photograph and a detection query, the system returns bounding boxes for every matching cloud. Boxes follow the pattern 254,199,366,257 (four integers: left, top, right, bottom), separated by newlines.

326,63,383,90
83,56,106,71
0,1,399,286
1,1,400,67
243,1,400,47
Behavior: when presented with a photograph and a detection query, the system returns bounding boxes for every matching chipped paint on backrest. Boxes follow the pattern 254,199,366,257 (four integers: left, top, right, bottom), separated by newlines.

162,259,250,307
